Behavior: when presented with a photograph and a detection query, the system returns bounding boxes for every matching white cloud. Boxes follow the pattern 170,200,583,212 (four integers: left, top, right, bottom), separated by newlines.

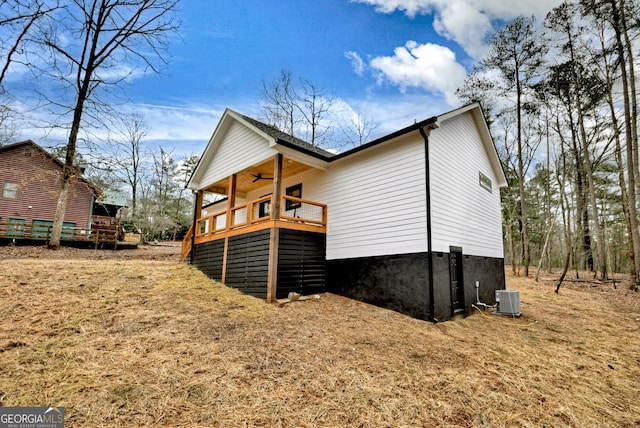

339,94,448,138
131,103,225,152
94,64,146,83
432,1,491,58
354,0,433,17
352,0,564,57
15,101,227,159
369,41,467,106
345,51,366,75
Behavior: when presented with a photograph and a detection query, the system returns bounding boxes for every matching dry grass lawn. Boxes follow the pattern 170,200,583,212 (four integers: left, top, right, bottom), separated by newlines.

0,244,639,427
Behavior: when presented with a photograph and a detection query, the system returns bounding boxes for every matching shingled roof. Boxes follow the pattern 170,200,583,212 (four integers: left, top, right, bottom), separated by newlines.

240,114,336,160
0,140,101,194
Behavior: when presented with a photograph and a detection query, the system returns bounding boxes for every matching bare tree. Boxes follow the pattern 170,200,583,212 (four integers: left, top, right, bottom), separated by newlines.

106,112,148,217
171,153,198,239
261,69,298,137
581,0,640,284
0,0,59,88
298,78,334,147
30,0,179,249
260,69,336,148
0,0,58,146
594,15,636,281
0,103,19,145
338,102,378,149
547,2,609,279
477,15,548,277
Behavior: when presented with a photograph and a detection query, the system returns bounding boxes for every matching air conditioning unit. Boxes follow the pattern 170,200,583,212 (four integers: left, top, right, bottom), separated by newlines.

495,290,521,316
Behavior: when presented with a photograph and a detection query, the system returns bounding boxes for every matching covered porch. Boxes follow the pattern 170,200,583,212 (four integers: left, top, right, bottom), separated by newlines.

182,153,328,302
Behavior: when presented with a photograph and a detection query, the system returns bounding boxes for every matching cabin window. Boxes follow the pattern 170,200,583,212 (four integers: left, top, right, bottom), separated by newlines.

2,182,17,199
286,183,302,210
479,172,492,193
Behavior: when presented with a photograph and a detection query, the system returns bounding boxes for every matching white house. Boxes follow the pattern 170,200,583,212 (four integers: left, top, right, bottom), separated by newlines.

184,102,507,321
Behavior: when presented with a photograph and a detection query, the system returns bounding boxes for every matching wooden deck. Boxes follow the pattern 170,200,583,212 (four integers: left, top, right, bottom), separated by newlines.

181,195,327,263
0,221,137,249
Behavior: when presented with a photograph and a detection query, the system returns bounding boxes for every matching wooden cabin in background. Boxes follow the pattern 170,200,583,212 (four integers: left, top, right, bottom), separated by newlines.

183,103,508,321
0,140,126,246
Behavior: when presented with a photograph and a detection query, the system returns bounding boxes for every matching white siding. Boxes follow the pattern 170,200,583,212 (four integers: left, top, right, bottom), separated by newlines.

311,134,428,260
193,106,503,261
199,121,278,189
429,112,504,258
295,111,503,260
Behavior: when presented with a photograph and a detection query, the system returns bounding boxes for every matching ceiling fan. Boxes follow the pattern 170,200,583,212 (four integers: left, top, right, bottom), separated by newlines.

251,173,273,182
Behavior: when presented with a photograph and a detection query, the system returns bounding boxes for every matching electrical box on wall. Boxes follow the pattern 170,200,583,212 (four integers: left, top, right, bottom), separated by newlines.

495,290,521,316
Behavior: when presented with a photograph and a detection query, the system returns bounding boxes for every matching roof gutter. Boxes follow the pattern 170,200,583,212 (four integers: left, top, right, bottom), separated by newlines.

331,116,439,162
419,122,439,323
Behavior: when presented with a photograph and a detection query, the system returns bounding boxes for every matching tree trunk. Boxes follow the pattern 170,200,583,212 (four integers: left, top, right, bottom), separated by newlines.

48,93,87,249
565,27,607,280
600,27,636,281
516,69,530,277
556,243,571,293
508,218,517,276
580,143,607,279
545,115,553,272
609,0,640,283
556,132,572,293
569,124,590,272
535,218,553,281
619,0,640,202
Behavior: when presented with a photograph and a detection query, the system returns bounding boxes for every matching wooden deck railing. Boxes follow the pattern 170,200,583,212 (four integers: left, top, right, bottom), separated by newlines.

0,221,119,248
180,225,193,263
189,195,327,247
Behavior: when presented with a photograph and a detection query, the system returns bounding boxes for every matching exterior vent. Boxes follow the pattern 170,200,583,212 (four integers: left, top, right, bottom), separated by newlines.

495,290,521,316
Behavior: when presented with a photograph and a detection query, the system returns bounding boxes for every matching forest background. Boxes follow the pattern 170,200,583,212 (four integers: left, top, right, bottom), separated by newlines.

1,0,639,285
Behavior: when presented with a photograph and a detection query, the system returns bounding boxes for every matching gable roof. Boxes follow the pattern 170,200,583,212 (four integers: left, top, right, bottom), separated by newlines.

439,103,507,187
239,114,335,159
0,140,102,194
187,109,332,190
188,102,507,190
325,102,506,187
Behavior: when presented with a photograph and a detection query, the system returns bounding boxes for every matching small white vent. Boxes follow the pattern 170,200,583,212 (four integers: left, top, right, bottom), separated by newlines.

495,290,521,316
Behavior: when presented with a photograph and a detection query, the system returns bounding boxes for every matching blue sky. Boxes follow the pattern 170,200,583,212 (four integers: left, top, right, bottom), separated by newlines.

127,0,468,155
10,0,564,157
160,0,455,102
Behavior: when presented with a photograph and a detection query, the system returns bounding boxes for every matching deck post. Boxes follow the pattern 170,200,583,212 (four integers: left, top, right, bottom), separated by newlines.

190,190,203,264
266,154,283,302
226,174,237,229
194,190,203,220
222,176,236,284
221,237,229,284
271,154,283,220
266,226,279,303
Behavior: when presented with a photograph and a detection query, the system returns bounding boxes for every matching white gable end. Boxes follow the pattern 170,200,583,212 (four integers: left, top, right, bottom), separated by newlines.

197,120,279,189
429,111,504,258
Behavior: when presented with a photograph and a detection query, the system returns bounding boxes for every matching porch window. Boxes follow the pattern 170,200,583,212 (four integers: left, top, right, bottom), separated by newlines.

2,182,17,199
285,183,302,210
258,200,270,218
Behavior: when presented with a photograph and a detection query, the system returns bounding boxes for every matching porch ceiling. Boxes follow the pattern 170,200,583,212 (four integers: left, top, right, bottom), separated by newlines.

203,157,314,195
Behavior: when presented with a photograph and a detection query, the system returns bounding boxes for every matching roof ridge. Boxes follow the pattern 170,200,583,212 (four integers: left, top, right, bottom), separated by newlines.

239,114,336,158
0,139,102,194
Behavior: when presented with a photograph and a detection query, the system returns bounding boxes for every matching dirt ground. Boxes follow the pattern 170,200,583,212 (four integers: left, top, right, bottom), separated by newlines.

0,244,639,427
0,240,183,261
